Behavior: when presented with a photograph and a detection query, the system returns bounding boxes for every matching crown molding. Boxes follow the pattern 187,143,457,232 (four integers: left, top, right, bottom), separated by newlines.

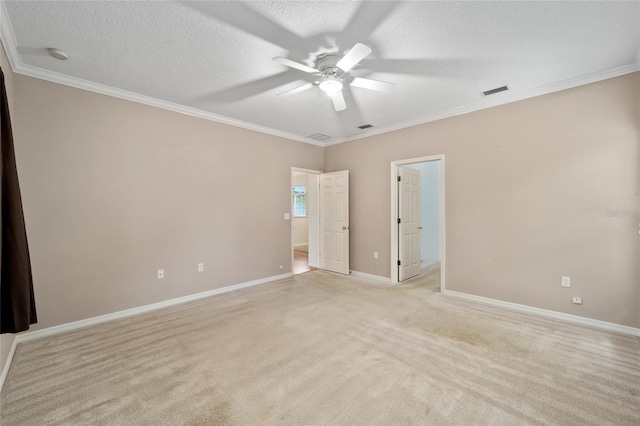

0,0,19,71
2,0,638,149
324,62,640,146
12,62,324,146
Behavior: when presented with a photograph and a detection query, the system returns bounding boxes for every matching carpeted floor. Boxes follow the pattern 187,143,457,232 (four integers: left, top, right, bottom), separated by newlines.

1,264,639,425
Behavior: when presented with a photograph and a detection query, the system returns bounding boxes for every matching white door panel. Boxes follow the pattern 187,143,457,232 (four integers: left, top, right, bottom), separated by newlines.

399,166,421,281
320,170,349,274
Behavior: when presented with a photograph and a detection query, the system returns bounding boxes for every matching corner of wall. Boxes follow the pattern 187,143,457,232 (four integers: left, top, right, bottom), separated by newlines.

0,336,18,393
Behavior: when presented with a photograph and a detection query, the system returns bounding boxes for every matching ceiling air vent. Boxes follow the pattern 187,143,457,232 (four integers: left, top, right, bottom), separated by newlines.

358,124,374,129
482,85,509,96
307,133,331,142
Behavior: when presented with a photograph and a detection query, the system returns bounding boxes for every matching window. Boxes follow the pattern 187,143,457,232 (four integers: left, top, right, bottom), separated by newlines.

292,184,307,217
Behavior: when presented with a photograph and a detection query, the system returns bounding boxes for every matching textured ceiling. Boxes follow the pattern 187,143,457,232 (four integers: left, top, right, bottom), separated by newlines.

2,1,640,145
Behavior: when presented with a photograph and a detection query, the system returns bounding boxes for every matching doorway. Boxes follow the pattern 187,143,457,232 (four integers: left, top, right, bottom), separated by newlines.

390,155,445,290
291,168,351,275
291,169,319,274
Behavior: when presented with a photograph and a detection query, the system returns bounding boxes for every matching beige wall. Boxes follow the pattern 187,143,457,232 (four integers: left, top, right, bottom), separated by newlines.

1,44,17,381
325,73,640,328
11,74,323,330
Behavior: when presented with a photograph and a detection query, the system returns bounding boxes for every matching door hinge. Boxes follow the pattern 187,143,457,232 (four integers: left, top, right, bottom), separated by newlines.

397,218,401,224
397,260,401,266
397,176,401,182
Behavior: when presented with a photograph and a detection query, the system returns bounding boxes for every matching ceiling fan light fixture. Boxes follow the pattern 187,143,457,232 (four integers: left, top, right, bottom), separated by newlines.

273,43,380,111
319,76,343,95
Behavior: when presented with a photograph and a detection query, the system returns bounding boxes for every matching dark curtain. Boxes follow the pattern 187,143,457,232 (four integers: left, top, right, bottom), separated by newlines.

0,67,37,333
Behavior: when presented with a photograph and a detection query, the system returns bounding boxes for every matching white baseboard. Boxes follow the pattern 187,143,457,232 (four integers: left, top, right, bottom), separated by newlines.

1,272,292,393
350,270,392,284
0,337,18,394
443,289,640,337
5,275,635,394
16,272,292,344
293,242,308,248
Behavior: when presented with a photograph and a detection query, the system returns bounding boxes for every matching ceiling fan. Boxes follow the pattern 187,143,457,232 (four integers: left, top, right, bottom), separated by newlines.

272,43,395,112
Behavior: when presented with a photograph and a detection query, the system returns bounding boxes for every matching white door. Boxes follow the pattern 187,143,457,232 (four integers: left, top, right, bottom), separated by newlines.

398,166,421,281
320,170,349,274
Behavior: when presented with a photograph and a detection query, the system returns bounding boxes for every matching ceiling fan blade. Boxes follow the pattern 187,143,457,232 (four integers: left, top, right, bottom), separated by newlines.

185,2,310,56
336,43,372,72
190,70,298,104
360,58,493,78
350,77,396,93
339,2,400,49
272,57,319,74
331,91,347,112
277,83,314,97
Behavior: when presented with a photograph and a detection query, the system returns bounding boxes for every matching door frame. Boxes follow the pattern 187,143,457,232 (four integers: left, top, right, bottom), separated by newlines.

291,167,322,274
390,155,446,289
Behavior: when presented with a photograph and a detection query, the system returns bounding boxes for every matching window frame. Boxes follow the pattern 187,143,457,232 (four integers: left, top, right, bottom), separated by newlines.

292,184,307,217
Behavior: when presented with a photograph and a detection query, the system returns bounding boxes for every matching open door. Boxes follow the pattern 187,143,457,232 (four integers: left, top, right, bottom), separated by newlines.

320,170,349,274
398,166,421,281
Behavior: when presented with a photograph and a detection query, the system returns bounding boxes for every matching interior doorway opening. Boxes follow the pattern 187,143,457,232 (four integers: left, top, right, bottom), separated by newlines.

291,168,320,275
390,155,445,290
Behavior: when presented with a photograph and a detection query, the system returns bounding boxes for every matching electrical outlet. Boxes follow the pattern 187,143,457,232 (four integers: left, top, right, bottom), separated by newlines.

572,297,582,305
562,276,571,287
373,251,378,259
157,269,164,279
197,263,204,272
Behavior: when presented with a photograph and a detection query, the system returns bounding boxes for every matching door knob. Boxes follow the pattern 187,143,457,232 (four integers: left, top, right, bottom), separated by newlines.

418,226,423,230
342,226,349,230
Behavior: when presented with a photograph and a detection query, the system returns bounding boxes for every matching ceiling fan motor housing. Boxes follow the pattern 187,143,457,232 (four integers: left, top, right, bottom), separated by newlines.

316,54,345,95
316,54,344,78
